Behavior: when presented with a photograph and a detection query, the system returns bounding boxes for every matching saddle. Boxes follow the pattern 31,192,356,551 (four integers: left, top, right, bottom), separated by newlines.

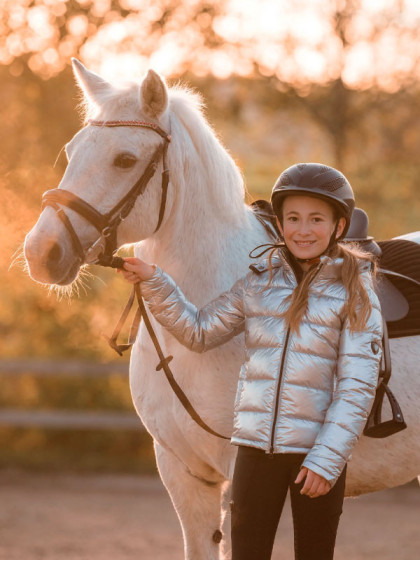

344,210,420,438
251,202,419,438
345,209,420,338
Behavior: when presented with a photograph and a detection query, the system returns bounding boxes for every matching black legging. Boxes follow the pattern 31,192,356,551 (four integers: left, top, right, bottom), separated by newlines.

230,446,346,560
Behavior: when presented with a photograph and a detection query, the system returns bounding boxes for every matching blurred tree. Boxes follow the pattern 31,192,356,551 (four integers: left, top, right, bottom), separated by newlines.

1,0,420,360
1,1,419,86
250,0,420,170
0,0,226,79
1,0,420,169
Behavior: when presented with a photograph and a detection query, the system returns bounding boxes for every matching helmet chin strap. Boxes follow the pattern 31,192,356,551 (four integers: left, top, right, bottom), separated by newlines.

289,221,340,265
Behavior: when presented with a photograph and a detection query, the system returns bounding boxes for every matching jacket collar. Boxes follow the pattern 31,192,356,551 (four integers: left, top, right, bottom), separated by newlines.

317,254,372,281
250,248,371,284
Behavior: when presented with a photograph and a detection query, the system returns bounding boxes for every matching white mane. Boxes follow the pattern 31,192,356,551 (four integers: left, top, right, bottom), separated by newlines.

167,86,247,226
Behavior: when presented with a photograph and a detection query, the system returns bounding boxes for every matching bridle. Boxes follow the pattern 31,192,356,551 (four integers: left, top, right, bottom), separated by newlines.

42,119,171,268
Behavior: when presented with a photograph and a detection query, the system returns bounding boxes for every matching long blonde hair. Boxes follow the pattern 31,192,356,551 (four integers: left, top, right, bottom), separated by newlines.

267,243,377,335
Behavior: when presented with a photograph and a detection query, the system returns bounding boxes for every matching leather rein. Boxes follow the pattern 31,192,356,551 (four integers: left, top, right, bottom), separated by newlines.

42,119,229,440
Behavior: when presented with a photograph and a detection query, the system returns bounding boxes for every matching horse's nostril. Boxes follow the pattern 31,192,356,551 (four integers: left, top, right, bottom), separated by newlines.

47,243,62,265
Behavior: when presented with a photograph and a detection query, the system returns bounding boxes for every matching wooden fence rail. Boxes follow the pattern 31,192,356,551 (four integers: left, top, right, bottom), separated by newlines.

0,359,144,431
0,358,129,376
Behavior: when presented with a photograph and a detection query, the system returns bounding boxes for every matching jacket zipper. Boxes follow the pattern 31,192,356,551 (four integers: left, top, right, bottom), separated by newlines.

268,261,324,456
269,327,291,456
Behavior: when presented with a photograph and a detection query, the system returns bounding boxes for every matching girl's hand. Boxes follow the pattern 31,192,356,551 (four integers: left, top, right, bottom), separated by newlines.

117,257,157,284
295,467,331,498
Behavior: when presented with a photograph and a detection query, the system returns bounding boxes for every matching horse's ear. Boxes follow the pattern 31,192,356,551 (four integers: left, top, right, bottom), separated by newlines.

72,58,112,103
140,70,168,118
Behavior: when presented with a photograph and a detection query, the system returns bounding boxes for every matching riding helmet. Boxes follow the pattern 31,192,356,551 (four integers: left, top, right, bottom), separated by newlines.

271,163,355,238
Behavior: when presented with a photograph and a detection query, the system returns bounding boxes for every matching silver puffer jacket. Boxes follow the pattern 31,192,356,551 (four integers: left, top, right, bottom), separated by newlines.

141,251,383,486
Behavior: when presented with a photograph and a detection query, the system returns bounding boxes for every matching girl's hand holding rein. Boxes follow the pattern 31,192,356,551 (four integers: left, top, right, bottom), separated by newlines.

295,467,331,498
117,257,157,284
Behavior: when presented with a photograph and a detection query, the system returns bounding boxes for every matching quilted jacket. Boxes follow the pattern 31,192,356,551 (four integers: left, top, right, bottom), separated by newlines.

140,250,383,486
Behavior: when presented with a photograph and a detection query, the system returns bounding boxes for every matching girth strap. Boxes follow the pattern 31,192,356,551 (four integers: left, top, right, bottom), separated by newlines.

105,280,229,440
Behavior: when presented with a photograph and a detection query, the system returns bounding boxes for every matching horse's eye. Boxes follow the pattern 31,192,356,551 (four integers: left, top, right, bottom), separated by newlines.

114,153,137,168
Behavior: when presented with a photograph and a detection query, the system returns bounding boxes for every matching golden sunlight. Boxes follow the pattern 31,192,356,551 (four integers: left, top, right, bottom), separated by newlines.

65,0,420,91
1,0,420,88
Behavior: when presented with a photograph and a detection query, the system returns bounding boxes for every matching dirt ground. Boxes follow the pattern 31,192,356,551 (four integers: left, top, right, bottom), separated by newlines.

0,470,418,560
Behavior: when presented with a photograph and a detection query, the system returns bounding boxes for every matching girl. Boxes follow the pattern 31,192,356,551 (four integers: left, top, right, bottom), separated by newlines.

119,163,383,560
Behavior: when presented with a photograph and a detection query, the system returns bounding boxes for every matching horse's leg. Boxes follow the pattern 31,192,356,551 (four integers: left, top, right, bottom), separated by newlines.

220,480,233,560
154,441,226,560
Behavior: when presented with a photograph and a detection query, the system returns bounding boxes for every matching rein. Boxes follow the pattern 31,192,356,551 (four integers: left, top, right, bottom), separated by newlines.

105,283,230,440
104,280,229,439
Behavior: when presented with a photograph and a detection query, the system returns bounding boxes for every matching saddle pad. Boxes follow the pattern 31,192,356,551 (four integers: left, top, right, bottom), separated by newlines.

377,239,420,338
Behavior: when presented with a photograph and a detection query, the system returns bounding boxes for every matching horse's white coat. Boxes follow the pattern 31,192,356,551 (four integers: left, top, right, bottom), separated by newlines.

24,61,420,560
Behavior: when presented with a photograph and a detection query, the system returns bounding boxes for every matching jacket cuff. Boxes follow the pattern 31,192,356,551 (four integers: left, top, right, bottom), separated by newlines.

139,266,164,296
301,457,344,489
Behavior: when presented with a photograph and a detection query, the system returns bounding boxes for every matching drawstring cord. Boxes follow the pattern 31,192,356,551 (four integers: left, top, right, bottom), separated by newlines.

249,242,284,259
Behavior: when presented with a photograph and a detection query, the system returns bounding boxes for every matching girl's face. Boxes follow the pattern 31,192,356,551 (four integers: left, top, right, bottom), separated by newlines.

278,195,346,268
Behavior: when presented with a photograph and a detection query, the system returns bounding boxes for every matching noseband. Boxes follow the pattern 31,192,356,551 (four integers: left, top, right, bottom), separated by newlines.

42,120,171,268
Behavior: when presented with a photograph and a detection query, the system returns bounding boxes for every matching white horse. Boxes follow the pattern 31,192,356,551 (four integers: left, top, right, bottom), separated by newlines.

24,60,420,560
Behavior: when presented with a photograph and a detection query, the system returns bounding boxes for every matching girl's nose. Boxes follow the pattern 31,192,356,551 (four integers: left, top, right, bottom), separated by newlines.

297,221,311,235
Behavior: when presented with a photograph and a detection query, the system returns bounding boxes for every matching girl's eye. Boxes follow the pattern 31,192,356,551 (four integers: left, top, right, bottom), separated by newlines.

114,153,137,168
287,216,298,222
313,217,323,223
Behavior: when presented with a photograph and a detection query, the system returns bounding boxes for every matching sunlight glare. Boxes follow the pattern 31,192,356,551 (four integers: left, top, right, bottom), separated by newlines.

149,42,185,76
5,0,418,88
27,6,55,39
67,15,89,37
209,50,234,79
295,47,326,82
343,42,373,88
95,52,149,81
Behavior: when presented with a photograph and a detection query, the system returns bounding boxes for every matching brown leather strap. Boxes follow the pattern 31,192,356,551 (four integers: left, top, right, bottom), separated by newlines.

363,317,407,438
105,282,230,440
154,142,170,232
102,286,137,356
49,202,85,260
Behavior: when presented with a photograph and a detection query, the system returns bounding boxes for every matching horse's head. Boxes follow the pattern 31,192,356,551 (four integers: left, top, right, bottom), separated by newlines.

24,59,172,286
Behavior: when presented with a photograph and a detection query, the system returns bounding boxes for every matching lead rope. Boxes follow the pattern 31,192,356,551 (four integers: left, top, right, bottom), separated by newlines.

134,283,229,439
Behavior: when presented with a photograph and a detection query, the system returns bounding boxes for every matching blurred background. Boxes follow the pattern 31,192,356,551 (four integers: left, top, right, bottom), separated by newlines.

1,0,420,474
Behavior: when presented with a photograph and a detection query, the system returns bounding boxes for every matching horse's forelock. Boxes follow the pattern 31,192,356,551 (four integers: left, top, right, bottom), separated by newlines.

78,81,141,124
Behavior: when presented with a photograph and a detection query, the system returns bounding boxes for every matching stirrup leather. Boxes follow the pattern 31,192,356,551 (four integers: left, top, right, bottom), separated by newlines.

363,318,407,438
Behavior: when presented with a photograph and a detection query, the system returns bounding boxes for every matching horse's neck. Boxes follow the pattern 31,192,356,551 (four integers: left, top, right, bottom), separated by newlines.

140,192,262,305
137,108,268,303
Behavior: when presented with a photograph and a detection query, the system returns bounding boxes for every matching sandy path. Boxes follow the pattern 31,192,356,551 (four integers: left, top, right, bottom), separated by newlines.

0,470,418,560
